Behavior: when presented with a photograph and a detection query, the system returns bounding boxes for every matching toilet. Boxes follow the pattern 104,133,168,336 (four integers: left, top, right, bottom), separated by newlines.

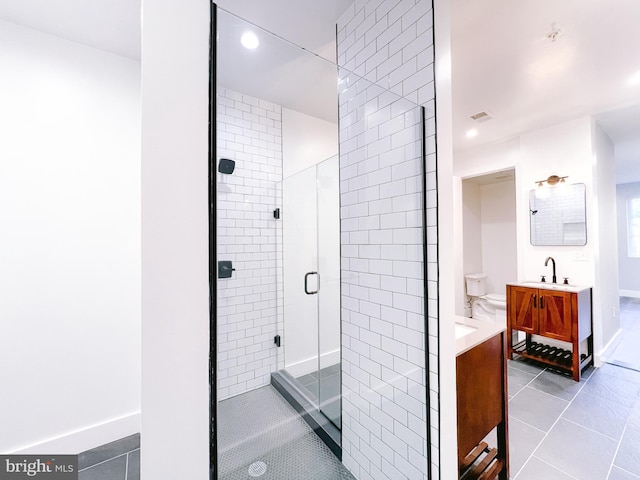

465,273,507,324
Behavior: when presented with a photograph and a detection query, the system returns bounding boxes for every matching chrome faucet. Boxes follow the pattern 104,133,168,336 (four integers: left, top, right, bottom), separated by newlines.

544,256,557,283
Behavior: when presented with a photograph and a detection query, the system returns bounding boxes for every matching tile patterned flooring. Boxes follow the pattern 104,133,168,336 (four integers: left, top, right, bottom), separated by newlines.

78,299,640,479
507,360,640,479
217,385,354,480
508,295,640,479
78,433,139,480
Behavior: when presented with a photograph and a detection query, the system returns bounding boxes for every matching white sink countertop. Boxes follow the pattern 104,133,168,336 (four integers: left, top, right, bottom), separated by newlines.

508,281,590,293
455,316,506,357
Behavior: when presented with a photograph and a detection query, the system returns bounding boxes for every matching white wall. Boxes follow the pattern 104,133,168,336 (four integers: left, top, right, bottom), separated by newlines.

0,20,141,453
480,181,517,295
140,0,210,478
282,108,338,179
455,124,595,298
617,182,640,296
462,182,482,282
455,140,521,318
460,179,516,311
433,0,456,475
517,117,594,284
591,121,620,352
517,117,620,359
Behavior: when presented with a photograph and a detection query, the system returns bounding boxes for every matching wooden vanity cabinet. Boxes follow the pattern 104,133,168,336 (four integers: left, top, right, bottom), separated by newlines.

457,331,509,480
507,284,592,381
509,287,573,340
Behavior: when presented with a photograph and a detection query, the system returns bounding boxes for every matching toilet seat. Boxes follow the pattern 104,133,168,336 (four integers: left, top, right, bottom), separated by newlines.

482,293,506,307
471,293,507,322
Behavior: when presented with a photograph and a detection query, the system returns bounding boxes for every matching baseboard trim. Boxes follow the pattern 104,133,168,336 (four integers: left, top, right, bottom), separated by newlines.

283,349,340,378
596,328,623,367
10,412,141,455
620,290,640,299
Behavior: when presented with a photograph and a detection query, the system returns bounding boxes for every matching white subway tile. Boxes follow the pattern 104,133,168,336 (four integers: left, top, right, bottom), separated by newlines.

380,211,407,229
388,20,416,56
380,275,407,294
370,229,394,245
379,178,408,198
369,198,393,215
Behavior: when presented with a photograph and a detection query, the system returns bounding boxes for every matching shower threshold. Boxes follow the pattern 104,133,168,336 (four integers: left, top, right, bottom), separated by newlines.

271,370,341,459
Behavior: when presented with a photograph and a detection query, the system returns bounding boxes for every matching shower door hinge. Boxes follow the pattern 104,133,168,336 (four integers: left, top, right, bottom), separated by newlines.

218,260,235,279
274,335,281,347
273,208,280,219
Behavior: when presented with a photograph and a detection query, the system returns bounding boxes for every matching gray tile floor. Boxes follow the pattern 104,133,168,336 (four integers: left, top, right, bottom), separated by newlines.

296,363,341,428
78,433,139,480
508,359,640,479
607,297,640,371
507,295,640,479
217,385,354,480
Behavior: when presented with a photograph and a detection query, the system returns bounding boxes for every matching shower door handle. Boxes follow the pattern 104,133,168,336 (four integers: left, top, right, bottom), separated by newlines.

304,271,319,295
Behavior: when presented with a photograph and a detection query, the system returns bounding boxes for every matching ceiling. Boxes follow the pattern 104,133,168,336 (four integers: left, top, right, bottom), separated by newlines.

214,0,353,62
451,0,640,183
213,0,352,122
215,8,341,123
0,0,638,181
0,0,141,60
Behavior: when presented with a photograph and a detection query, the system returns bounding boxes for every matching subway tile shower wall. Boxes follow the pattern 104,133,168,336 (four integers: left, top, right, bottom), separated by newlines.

216,88,284,400
337,1,438,479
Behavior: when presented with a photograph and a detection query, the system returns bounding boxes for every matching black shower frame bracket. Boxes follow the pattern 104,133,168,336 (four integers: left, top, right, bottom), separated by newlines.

218,157,235,174
217,260,235,279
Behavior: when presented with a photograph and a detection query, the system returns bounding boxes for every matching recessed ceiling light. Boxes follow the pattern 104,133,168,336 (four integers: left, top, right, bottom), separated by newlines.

628,71,640,86
241,31,259,50
466,129,478,139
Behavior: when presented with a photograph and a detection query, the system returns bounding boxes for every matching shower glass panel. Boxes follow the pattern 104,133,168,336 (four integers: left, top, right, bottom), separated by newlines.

214,5,429,478
316,155,341,428
281,155,341,428
281,165,319,404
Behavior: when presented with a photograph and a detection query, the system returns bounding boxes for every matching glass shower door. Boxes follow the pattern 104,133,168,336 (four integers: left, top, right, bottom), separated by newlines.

281,156,341,428
316,155,341,428
282,165,320,405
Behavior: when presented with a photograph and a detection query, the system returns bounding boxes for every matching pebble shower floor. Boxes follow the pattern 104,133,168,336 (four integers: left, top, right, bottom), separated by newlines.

217,386,354,479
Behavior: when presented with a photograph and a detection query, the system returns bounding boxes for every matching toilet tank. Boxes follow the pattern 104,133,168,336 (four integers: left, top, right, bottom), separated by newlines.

465,273,487,296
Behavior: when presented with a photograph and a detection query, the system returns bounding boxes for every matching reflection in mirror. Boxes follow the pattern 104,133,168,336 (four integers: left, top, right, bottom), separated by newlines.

529,183,587,245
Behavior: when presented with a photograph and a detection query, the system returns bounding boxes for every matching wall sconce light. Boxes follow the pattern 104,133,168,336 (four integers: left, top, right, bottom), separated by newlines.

536,175,568,187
